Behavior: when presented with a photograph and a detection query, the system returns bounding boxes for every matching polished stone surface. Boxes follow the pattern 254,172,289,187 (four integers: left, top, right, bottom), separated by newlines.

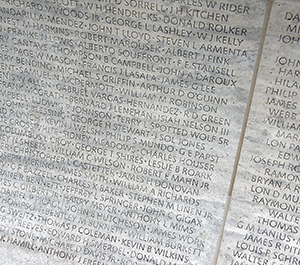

218,0,300,264
0,0,269,264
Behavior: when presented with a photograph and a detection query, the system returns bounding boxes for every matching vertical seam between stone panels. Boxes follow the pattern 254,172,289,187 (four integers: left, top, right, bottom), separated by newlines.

212,1,274,264
227,1,274,197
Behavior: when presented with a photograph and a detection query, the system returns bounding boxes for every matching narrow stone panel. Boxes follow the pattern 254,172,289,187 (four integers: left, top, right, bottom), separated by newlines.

218,1,300,264
0,0,266,264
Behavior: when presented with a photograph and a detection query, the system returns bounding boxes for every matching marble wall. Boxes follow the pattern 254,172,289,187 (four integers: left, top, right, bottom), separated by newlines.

0,0,299,264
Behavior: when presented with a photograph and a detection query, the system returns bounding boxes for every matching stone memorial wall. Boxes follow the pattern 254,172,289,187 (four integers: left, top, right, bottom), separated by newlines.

0,0,299,264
